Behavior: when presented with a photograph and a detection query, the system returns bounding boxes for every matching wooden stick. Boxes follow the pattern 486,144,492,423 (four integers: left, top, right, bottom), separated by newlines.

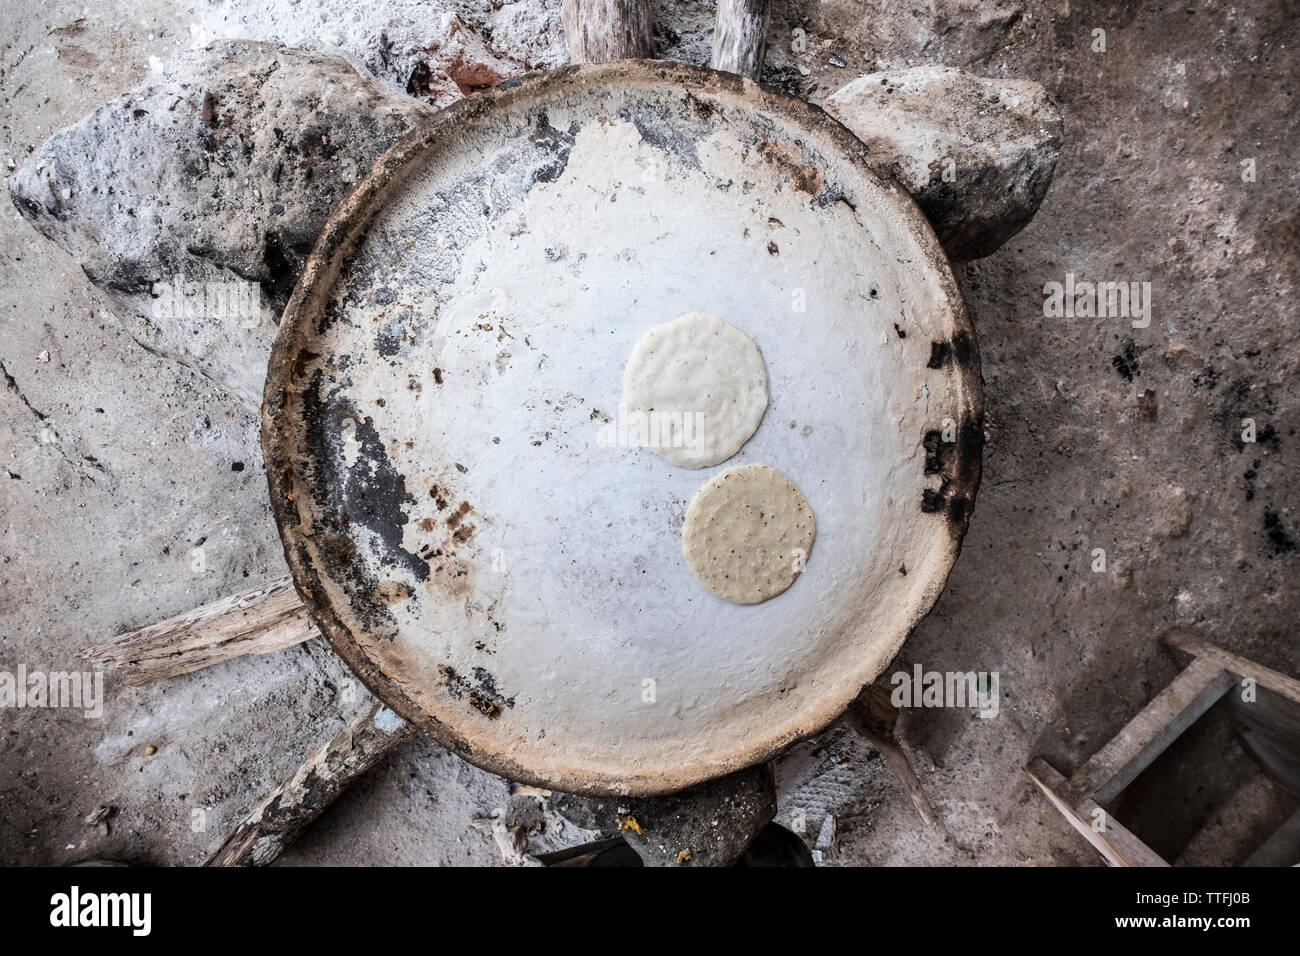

1026,757,1169,867
561,0,654,64
711,0,769,81
82,576,316,686
846,682,939,828
206,702,414,866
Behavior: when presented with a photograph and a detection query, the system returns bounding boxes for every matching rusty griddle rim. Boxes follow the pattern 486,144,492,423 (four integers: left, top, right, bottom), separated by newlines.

261,60,984,798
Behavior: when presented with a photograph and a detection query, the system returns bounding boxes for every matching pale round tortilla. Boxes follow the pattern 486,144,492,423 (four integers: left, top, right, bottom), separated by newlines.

682,464,816,605
621,312,768,468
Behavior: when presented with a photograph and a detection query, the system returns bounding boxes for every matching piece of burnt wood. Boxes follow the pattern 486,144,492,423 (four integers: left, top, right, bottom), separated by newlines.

82,576,316,686
206,702,414,866
711,0,769,81
560,0,654,64
845,681,939,828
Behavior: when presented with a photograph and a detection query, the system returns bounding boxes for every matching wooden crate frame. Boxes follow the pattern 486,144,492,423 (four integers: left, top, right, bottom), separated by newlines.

1025,629,1300,867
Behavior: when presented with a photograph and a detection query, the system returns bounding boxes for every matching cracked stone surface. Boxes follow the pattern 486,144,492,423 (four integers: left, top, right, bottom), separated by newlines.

2,0,1297,867
8,39,435,407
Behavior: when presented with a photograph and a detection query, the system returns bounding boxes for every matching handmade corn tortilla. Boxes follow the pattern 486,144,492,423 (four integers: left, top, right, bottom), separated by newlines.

682,464,816,604
622,312,768,468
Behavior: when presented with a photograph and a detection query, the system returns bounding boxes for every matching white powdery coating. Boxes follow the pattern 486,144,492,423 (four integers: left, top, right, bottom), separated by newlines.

622,312,769,468
682,464,817,605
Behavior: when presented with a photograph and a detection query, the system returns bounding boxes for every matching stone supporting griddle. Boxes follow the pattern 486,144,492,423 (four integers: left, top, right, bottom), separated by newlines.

825,66,1064,262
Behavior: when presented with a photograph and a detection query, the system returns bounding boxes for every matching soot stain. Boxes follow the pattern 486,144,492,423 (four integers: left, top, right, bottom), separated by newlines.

373,307,414,357
1264,510,1298,556
439,664,515,719
301,370,429,615
339,411,428,583
919,413,983,538
1111,338,1144,382
926,331,976,370
527,111,579,187
629,105,701,170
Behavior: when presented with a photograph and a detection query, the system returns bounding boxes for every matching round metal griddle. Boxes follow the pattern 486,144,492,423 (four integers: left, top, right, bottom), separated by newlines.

262,61,982,797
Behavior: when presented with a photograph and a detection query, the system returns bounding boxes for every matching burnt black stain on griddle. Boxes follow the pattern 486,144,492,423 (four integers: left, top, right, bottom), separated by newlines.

439,664,515,719
341,412,429,582
919,412,983,539
625,100,701,171
918,327,982,538
300,369,428,634
922,429,951,475
372,297,418,358
925,330,976,370
527,111,579,186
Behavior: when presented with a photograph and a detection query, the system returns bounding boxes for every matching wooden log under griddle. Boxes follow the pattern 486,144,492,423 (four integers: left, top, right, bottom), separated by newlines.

82,576,316,686
206,702,414,866
711,0,770,81
561,0,655,64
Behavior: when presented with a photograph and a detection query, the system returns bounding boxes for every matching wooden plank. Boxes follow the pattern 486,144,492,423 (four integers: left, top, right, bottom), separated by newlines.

711,0,770,81
1163,628,1300,705
560,0,654,64
1026,758,1169,867
82,576,317,686
205,702,413,866
1068,656,1233,805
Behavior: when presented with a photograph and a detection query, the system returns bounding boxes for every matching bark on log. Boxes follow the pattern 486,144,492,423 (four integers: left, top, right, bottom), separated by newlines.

711,0,769,81
82,576,316,686
205,702,414,866
561,0,654,64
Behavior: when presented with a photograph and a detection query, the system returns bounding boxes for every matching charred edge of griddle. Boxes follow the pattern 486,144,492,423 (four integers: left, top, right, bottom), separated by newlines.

926,330,977,370
920,410,983,540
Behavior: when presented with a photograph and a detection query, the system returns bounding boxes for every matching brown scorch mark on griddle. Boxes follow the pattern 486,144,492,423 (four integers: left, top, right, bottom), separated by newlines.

757,140,825,197
446,500,471,529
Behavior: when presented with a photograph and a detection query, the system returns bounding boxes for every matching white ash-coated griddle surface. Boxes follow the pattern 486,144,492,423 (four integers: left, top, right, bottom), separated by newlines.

263,62,981,797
